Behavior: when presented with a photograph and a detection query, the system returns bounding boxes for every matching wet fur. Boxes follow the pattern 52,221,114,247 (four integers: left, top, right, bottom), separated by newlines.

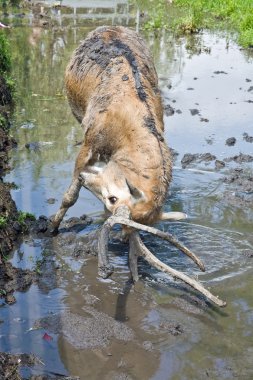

65,26,172,224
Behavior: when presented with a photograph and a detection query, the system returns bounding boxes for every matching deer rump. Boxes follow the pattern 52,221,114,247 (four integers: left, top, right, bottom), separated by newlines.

52,26,226,307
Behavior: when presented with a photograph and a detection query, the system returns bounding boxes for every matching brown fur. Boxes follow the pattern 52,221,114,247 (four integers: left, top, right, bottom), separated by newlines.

64,26,172,225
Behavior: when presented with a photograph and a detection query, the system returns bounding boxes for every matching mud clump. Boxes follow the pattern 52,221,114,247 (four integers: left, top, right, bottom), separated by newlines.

0,262,35,304
224,153,253,164
243,132,253,143
223,168,253,205
226,137,236,146
181,152,216,168
34,307,134,349
164,104,175,116
189,108,199,116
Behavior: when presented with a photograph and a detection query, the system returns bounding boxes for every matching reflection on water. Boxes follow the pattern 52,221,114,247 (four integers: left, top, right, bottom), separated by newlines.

1,2,253,379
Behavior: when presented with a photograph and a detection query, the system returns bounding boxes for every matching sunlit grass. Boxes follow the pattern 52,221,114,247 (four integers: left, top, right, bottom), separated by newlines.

136,0,253,48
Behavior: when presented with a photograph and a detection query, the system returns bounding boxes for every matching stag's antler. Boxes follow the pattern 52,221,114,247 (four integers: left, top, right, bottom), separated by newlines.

98,206,226,307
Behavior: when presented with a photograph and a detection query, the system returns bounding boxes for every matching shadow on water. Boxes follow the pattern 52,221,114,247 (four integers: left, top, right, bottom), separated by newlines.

0,1,253,379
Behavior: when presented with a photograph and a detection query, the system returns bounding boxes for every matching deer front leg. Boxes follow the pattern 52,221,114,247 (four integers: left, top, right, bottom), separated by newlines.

51,144,93,234
51,177,82,234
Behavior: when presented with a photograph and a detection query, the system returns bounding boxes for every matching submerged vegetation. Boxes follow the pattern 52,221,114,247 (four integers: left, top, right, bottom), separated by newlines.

136,0,253,48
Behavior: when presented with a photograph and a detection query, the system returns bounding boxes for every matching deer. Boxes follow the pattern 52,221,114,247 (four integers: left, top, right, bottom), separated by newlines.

52,26,226,307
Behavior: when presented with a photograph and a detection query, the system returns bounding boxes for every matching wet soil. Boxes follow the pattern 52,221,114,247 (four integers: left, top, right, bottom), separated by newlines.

0,352,38,380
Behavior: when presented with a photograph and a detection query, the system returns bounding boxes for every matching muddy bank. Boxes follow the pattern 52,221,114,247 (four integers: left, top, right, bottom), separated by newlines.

0,352,79,380
0,72,18,255
0,352,38,380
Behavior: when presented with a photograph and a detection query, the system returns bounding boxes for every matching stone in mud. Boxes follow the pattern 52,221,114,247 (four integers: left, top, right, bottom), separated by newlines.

34,307,134,349
226,137,236,146
181,152,216,168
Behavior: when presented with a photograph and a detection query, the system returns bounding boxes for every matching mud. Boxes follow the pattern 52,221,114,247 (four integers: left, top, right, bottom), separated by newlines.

181,152,216,168
0,74,19,254
243,132,253,143
225,137,236,146
0,352,79,380
33,307,134,349
0,261,35,303
222,168,253,205
0,352,38,380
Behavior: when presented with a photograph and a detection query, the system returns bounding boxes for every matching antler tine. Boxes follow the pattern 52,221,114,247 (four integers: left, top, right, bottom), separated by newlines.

98,205,131,278
131,231,226,307
98,207,226,307
106,215,205,272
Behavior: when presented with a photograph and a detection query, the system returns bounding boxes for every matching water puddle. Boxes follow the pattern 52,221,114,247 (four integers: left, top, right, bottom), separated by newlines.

1,2,253,379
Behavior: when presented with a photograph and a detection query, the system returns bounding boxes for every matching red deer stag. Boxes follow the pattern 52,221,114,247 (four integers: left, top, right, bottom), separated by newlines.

52,26,226,307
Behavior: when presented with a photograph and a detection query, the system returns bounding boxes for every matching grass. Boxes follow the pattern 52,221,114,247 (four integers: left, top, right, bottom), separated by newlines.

17,211,35,225
0,216,8,229
136,0,253,48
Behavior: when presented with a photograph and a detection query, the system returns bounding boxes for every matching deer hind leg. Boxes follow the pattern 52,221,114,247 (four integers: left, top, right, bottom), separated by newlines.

52,177,82,233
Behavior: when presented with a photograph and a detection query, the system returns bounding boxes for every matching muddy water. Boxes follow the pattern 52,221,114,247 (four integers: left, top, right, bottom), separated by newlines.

1,5,253,380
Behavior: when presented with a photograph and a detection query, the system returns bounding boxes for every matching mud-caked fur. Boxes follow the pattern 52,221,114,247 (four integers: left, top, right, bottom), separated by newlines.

56,26,172,227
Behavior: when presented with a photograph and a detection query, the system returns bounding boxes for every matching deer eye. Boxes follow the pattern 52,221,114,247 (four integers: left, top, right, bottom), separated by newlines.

108,196,118,204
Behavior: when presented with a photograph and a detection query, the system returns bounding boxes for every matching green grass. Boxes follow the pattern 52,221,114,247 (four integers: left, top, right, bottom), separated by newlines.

17,211,36,225
136,0,253,48
0,216,8,229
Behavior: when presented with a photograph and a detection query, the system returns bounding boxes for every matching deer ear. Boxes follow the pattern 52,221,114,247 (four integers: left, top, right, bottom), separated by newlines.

126,179,145,201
